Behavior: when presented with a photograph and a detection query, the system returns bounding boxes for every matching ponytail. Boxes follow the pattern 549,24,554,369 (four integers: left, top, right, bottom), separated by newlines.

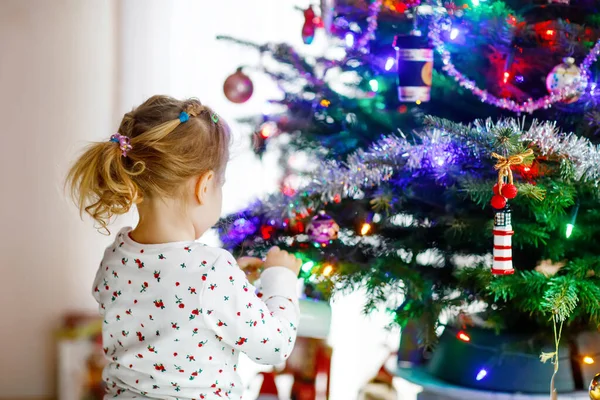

67,95,231,234
66,140,144,234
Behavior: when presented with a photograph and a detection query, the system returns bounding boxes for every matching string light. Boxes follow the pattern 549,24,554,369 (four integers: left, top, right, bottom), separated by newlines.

503,71,510,84
360,223,372,235
476,369,488,381
566,203,579,239
369,79,379,92
322,265,333,276
457,331,471,342
450,28,459,41
566,223,574,239
259,122,278,139
384,57,395,71
301,261,315,273
345,32,355,47
438,326,600,368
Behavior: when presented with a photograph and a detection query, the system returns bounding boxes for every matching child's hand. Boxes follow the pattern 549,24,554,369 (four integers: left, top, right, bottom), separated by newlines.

264,247,301,276
237,257,263,283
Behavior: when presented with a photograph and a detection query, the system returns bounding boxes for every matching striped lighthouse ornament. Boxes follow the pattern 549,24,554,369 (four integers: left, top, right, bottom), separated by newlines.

489,148,534,275
492,205,515,275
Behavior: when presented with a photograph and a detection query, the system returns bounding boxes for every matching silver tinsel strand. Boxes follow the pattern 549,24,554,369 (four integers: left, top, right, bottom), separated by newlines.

241,118,600,220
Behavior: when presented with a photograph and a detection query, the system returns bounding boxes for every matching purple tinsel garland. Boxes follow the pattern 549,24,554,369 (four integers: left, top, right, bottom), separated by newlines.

427,5,600,114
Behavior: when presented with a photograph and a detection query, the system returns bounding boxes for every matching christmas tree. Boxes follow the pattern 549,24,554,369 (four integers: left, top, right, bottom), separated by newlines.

218,0,600,395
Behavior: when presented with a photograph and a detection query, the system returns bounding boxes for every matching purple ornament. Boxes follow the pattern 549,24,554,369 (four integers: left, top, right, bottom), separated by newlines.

224,217,258,244
306,211,339,243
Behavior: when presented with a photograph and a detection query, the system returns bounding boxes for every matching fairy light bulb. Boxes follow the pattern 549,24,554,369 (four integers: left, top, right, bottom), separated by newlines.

566,203,579,239
476,369,488,381
584,356,595,365
345,32,355,47
384,57,395,71
566,223,574,238
503,71,510,84
368,79,379,92
322,265,333,276
259,122,278,139
450,28,459,40
301,261,315,273
360,223,372,235
457,331,471,342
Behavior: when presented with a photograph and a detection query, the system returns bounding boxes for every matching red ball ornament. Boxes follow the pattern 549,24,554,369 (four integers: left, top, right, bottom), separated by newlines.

223,68,253,104
502,184,518,199
490,195,507,210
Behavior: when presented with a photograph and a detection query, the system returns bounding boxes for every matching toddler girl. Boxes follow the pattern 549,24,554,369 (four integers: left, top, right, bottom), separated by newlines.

67,95,301,399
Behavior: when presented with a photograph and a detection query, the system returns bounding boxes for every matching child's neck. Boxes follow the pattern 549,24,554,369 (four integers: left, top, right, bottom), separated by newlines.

131,199,197,245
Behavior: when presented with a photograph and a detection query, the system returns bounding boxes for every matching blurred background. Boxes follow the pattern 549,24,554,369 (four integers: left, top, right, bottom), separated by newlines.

0,1,399,399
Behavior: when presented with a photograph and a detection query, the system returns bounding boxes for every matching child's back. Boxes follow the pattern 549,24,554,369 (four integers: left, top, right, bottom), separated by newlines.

97,229,297,399
68,96,301,399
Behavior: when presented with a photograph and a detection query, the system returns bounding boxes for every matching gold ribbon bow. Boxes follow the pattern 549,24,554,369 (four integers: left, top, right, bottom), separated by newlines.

491,149,533,195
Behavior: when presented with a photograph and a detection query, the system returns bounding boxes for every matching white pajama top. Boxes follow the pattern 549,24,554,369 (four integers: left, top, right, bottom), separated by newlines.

93,228,299,399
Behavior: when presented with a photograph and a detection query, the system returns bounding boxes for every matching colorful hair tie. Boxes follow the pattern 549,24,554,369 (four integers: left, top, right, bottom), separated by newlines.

110,134,132,157
211,113,219,123
179,111,190,123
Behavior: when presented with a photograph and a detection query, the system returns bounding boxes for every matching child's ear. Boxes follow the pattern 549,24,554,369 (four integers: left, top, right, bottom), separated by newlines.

195,170,215,205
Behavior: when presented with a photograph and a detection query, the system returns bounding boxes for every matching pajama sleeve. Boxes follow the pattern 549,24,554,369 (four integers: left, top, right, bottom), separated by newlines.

200,250,299,365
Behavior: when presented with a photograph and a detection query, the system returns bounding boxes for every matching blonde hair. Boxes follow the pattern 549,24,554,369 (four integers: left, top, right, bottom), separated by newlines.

67,95,231,233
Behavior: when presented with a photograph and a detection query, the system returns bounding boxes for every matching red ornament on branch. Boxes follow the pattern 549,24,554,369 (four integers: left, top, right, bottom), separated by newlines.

223,68,253,104
302,6,323,45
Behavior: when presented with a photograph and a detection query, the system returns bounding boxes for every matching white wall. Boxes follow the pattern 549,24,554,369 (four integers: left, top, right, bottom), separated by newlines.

0,1,400,398
0,0,117,396
116,0,319,214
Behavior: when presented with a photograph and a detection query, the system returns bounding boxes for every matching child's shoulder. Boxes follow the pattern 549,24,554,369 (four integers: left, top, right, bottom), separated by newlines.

104,228,235,264
182,244,235,263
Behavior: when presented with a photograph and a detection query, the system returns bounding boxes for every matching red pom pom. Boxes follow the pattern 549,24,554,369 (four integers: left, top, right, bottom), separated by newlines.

493,183,500,195
502,184,518,199
490,195,507,210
